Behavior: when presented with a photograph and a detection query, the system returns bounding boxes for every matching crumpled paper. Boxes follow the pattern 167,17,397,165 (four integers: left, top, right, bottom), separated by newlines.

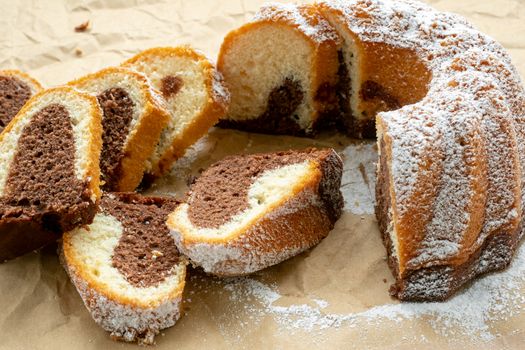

1,1,524,349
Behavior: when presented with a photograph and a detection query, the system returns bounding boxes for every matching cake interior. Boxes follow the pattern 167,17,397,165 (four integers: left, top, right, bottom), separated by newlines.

0,103,90,228
97,87,135,190
220,23,314,132
67,194,185,304
125,53,208,162
0,75,32,133
220,10,433,139
172,152,319,240
71,70,157,190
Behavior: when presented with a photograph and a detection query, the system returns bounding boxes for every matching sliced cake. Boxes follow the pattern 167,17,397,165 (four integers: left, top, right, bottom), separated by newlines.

0,86,102,261
61,193,187,345
122,46,230,178
0,70,43,133
217,3,342,136
167,148,343,276
317,1,432,138
69,67,170,191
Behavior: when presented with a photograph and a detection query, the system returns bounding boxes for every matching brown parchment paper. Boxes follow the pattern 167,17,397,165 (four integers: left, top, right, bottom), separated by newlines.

1,1,525,349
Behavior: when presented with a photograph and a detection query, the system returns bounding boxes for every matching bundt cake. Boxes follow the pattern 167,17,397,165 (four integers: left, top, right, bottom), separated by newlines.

122,46,230,179
69,67,170,192
218,0,525,301
61,193,187,345
0,86,102,261
0,70,43,133
167,148,343,276
217,4,342,136
318,0,525,301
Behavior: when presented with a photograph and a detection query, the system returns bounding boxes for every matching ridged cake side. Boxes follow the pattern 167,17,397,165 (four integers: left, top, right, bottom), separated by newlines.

319,0,525,300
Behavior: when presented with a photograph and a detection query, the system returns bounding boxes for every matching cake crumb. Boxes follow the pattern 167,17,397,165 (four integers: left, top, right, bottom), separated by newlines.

75,20,90,32
74,48,83,57
152,250,164,259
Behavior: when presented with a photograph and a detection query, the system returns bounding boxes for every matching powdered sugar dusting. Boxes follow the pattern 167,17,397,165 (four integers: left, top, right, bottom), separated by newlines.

323,0,525,293
220,241,525,342
171,188,326,276
254,2,340,44
340,142,376,215
210,68,230,106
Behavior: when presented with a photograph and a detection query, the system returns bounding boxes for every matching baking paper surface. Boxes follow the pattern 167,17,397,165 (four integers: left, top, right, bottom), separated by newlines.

1,1,524,349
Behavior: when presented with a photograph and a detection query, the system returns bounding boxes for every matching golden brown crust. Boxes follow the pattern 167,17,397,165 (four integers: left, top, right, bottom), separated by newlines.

69,67,171,191
61,234,187,309
154,54,229,176
123,46,230,178
377,111,489,276
123,46,210,67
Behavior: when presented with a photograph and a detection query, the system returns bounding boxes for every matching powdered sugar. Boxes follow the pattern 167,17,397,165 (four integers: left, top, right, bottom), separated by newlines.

325,0,525,295
210,68,230,106
220,240,525,342
254,2,340,44
171,187,326,276
340,141,377,215
60,252,184,345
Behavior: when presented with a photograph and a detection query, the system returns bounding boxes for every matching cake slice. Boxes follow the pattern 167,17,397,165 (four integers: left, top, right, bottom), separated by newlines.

61,193,187,345
167,148,343,276
69,67,170,191
122,46,230,179
0,70,43,133
0,86,102,261
217,3,341,136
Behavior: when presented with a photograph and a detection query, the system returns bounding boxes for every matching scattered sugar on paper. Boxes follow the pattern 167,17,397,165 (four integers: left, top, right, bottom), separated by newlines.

340,142,377,215
222,242,525,342
187,139,524,342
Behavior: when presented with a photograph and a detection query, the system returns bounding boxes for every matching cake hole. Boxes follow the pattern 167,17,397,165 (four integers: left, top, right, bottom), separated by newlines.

18,198,30,206
42,213,61,233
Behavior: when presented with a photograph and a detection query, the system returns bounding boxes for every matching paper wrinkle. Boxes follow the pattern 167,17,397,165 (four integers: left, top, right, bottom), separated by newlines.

1,0,525,349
